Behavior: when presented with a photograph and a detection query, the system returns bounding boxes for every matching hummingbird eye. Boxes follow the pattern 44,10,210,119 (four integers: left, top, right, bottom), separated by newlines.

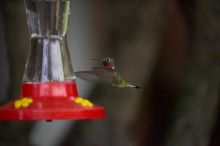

106,58,110,62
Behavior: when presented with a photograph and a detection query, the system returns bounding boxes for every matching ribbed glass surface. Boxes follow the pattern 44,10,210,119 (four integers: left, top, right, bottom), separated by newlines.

23,0,74,82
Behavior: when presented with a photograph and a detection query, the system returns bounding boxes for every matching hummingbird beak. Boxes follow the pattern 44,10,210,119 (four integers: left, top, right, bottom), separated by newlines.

90,58,99,61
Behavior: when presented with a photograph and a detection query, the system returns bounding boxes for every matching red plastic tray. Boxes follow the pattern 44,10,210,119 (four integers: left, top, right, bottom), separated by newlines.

0,82,105,120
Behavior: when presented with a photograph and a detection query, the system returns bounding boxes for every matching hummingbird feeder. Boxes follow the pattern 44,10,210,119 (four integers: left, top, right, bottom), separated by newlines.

0,0,105,120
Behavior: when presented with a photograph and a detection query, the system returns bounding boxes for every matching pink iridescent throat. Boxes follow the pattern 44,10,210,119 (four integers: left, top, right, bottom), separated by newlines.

103,62,115,69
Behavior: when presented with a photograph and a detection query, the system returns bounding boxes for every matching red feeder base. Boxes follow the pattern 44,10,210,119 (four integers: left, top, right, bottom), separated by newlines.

0,82,105,120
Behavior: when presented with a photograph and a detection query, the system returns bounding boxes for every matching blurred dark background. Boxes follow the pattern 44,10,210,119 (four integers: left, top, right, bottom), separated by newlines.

0,0,220,146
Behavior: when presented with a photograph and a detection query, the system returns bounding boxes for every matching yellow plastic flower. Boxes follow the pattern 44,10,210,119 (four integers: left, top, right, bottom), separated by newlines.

74,97,93,107
75,97,84,104
22,97,33,104
14,97,33,109
14,100,22,108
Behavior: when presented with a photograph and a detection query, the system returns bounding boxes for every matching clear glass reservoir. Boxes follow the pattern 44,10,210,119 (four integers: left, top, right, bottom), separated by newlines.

23,0,74,82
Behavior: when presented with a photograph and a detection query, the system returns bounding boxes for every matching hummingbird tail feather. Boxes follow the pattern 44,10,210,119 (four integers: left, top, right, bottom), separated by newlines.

127,84,141,89
134,86,141,89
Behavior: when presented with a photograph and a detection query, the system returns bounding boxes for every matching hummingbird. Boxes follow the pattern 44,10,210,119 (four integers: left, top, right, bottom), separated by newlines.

74,57,140,89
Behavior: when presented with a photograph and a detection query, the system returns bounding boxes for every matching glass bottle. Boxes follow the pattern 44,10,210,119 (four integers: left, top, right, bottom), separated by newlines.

23,0,74,83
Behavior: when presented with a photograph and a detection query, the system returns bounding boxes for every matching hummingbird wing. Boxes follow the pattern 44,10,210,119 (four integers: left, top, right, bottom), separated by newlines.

74,67,115,83
92,67,115,82
74,71,101,82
